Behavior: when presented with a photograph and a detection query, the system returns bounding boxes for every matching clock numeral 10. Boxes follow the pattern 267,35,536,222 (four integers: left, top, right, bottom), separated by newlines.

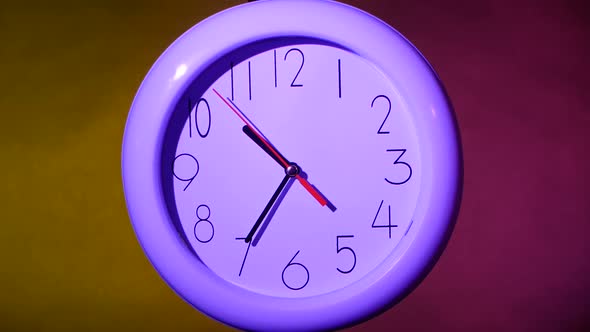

372,200,398,239
188,97,211,139
282,250,309,291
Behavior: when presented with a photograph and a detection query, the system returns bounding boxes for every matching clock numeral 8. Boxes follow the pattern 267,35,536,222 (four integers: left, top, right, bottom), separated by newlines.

194,204,214,243
282,250,309,291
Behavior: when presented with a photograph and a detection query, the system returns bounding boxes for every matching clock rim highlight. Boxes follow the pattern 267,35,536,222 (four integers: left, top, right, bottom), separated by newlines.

121,0,462,331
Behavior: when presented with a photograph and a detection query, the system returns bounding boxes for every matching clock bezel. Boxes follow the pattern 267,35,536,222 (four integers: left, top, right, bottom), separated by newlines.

122,0,462,331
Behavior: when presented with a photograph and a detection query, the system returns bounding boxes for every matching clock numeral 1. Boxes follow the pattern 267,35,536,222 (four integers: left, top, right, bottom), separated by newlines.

372,200,398,239
194,204,214,243
282,250,309,290
338,59,342,98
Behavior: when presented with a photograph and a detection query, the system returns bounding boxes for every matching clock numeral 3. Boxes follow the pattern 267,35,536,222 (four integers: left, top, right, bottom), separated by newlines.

282,250,309,290
371,95,391,134
173,153,199,191
372,200,398,239
385,149,412,185
336,235,356,274
194,204,214,243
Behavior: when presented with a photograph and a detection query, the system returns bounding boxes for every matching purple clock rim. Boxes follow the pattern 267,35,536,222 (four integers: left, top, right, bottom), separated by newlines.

121,0,462,331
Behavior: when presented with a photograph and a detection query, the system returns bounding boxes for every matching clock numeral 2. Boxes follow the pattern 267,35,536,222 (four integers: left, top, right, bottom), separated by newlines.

284,48,304,87
371,95,391,134
372,200,398,239
282,250,309,290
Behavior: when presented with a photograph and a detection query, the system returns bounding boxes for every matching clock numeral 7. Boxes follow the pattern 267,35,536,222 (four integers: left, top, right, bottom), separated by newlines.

336,235,356,274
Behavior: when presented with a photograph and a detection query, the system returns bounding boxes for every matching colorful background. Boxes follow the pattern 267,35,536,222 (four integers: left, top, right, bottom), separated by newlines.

2,0,589,331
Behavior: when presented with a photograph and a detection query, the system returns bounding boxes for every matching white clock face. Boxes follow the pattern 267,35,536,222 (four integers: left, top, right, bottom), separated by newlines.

169,43,422,298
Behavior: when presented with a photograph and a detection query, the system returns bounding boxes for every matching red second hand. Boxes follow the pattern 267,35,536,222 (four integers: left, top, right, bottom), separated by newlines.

212,88,327,207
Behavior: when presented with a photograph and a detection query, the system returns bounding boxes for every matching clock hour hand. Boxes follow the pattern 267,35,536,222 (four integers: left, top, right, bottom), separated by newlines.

245,172,292,243
243,125,288,168
212,88,327,207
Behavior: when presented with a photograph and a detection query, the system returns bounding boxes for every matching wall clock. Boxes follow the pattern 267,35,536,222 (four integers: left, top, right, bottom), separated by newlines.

122,0,462,330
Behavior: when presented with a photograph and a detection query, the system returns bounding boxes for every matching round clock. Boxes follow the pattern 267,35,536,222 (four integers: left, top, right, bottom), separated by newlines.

122,0,462,331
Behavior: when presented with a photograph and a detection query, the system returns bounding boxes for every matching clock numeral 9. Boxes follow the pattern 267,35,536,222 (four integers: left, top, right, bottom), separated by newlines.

188,97,211,138
371,95,391,134
194,204,214,243
336,235,356,274
173,153,199,191
385,149,412,185
282,250,309,291
372,200,398,239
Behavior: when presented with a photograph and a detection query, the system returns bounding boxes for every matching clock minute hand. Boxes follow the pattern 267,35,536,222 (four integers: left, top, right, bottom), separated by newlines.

245,174,291,243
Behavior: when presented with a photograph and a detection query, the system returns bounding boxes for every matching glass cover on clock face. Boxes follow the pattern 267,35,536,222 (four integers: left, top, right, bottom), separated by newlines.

165,42,421,298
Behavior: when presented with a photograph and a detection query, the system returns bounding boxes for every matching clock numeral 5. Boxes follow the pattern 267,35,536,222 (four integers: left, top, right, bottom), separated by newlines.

194,204,214,243
282,250,309,291
372,200,398,239
385,149,412,185
173,153,199,191
188,97,211,139
336,235,356,274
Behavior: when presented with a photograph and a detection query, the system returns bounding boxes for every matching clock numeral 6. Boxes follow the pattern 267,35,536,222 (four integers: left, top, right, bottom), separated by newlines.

188,97,211,139
173,153,199,191
385,149,412,185
336,235,356,274
194,204,214,243
282,250,309,291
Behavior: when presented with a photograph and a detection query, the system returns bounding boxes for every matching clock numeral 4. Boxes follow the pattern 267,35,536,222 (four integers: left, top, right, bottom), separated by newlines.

282,250,309,290
372,200,398,239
